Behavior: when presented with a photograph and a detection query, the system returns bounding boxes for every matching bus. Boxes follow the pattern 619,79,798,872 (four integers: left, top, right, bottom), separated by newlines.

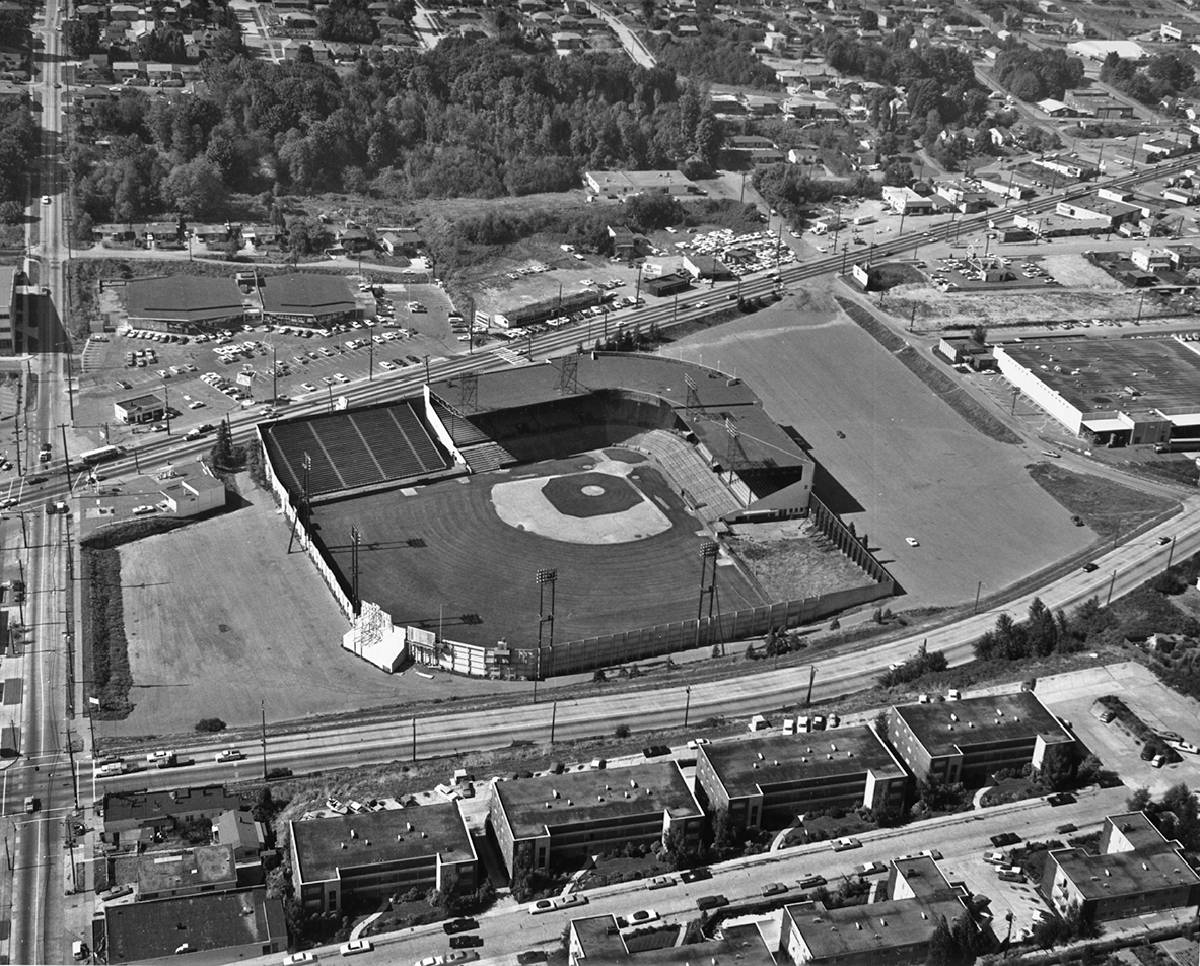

77,444,124,466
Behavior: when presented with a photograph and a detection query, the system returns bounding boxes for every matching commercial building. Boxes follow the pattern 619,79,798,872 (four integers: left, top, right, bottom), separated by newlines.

155,470,228,518
135,844,237,901
782,892,970,966
0,266,16,352
881,186,935,214
123,276,246,333
489,761,704,876
1042,812,1200,922
584,170,698,199
212,809,267,862
693,727,907,834
258,273,360,328
568,915,774,966
993,337,1200,445
102,786,247,837
886,691,1074,787
1065,89,1134,118
114,393,167,425
643,273,693,297
289,802,477,914
1132,248,1173,272
104,888,286,964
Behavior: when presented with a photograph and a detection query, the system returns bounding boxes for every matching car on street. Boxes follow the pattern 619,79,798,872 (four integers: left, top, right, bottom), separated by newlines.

832,837,862,852
214,749,243,763
341,939,374,956
983,851,1008,865
1158,536,1172,545
98,884,132,901
627,910,658,924
1082,563,1099,573
415,956,445,966
1056,823,1077,834
446,953,479,964
998,871,1026,883
647,875,674,890
696,895,728,911
762,883,789,896
642,745,670,758
857,861,887,877
283,953,316,966
905,537,919,547
443,919,478,935
449,936,483,949
990,832,1021,847
516,953,547,965
300,383,317,393
1046,792,1076,807
695,301,708,308
679,868,712,884
188,401,206,409
798,875,826,889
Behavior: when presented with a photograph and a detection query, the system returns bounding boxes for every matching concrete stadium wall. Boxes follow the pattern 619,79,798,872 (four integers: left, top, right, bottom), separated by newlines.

808,495,896,586
422,385,467,467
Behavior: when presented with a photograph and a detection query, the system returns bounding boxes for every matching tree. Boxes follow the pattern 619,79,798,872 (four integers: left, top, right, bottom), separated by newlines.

1126,786,1153,813
252,787,277,825
63,16,100,58
970,324,987,345
873,709,890,741
196,717,226,732
211,419,236,470
163,158,227,220
927,916,958,966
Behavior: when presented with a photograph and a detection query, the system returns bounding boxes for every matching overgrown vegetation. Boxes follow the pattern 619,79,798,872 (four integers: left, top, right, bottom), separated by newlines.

1125,783,1200,850
650,24,780,88
993,46,1085,101
878,639,948,687
81,546,134,718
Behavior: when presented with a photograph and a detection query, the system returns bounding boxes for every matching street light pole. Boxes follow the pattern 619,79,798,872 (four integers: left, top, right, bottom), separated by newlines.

684,686,692,728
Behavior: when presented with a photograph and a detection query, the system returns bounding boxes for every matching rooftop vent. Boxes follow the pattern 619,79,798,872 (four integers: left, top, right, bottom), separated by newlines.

996,709,1004,716
855,923,862,930
1104,869,1111,877
597,796,605,803
567,800,573,807
397,834,404,842
753,763,759,769
830,744,837,752
350,829,357,839
340,842,346,850
968,722,975,729
407,822,414,831
758,752,765,761
880,919,888,927
630,780,638,788
553,790,560,799
421,832,427,838
545,802,552,809
949,713,959,722
364,840,370,847
1143,862,1149,871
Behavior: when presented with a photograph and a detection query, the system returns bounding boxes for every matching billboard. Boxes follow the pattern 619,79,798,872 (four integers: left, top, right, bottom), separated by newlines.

235,371,255,387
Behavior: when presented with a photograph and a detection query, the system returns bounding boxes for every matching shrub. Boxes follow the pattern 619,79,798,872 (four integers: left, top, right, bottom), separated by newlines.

196,717,227,733
614,723,631,738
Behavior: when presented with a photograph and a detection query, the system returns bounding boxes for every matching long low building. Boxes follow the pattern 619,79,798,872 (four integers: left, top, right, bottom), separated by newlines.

693,726,907,833
488,761,704,876
258,273,360,328
123,276,246,333
994,337,1200,446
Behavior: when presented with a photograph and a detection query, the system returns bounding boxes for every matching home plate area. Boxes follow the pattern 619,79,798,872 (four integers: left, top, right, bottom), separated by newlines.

490,450,673,544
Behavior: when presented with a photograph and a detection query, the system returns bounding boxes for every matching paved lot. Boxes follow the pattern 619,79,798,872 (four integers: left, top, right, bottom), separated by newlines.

1035,661,1200,796
663,290,1094,608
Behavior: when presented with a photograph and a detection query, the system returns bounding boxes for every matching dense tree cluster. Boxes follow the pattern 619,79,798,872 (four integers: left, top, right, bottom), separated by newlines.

877,640,949,688
649,23,779,89
973,597,1075,661
1101,52,1197,106
752,164,880,219
993,45,1085,101
70,42,721,223
316,0,378,43
0,1,31,48
1126,783,1200,849
0,102,35,224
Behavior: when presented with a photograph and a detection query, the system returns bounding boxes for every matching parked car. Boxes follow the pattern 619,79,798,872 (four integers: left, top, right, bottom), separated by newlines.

831,837,862,852
214,749,243,763
449,936,483,949
762,882,789,896
340,940,373,956
695,895,728,911
647,875,675,890
443,919,479,935
990,832,1021,847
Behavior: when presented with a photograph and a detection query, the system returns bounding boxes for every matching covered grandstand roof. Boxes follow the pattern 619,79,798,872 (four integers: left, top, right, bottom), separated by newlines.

262,398,454,498
259,273,356,318
124,276,245,324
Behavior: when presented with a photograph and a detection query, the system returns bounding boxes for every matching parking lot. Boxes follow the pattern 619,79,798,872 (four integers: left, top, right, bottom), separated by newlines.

74,282,461,445
1036,661,1200,795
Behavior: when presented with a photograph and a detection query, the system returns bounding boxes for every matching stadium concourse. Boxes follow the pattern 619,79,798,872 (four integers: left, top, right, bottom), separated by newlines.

258,353,889,678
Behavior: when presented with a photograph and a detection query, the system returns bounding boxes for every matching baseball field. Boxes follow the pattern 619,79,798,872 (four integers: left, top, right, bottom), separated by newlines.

313,447,769,647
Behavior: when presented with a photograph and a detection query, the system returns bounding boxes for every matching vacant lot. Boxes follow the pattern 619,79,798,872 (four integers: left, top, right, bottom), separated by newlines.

662,287,1095,608
724,520,876,600
1027,463,1178,538
105,481,524,737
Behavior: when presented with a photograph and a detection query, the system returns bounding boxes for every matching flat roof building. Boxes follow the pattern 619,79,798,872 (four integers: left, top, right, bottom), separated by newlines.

258,273,359,327
123,276,246,333
584,170,698,199
114,393,167,425
568,915,775,966
1042,812,1200,922
104,888,286,964
887,691,1074,787
102,786,247,836
135,844,236,901
489,761,704,877
782,893,970,966
0,265,16,352
694,726,907,833
289,802,477,915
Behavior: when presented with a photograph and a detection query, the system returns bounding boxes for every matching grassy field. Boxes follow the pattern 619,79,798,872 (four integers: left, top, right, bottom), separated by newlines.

1027,463,1179,538
662,286,1096,608
313,450,769,647
724,520,876,600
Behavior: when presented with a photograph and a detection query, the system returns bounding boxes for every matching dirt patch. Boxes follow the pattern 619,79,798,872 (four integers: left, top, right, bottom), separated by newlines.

1038,253,1125,290
1026,463,1180,539
880,287,1155,333
725,521,876,600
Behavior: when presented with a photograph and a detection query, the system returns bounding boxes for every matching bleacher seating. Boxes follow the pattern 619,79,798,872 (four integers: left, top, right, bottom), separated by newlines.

429,398,491,447
263,400,450,498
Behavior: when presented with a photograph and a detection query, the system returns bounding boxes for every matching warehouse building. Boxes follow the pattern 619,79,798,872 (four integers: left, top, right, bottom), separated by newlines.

135,844,236,901
584,169,699,199
123,276,246,333
1042,812,1200,922
993,338,1200,445
102,786,247,837
568,915,774,966
887,691,1074,787
258,273,360,328
289,802,477,914
488,761,704,876
104,888,286,965
0,265,17,352
693,726,907,834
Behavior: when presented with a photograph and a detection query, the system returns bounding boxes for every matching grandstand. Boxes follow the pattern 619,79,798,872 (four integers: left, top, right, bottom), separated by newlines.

263,399,456,498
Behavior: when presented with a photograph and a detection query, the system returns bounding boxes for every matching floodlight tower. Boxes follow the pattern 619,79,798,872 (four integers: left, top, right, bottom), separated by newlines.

697,541,723,654
534,568,557,703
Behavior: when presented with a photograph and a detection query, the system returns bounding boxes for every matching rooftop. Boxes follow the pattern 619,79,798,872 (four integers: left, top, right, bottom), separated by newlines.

1051,843,1199,899
571,915,775,966
103,786,247,829
787,895,968,960
105,888,286,964
0,266,14,315
892,691,1071,757
494,761,701,840
124,275,245,324
215,809,264,853
999,337,1200,419
259,273,356,316
117,392,166,411
291,802,474,885
1105,812,1170,850
585,169,697,192
891,855,955,899
136,845,235,895
700,726,904,798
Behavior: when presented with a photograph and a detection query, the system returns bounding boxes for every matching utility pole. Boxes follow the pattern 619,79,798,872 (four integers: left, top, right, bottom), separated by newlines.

272,344,278,402
1107,569,1118,606
60,423,72,490
550,700,557,743
974,580,983,615
684,685,692,728
411,718,417,762
64,342,75,422
805,665,816,707
261,699,268,782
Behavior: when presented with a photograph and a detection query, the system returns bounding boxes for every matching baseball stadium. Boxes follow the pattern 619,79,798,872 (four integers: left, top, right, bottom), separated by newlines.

259,353,894,679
